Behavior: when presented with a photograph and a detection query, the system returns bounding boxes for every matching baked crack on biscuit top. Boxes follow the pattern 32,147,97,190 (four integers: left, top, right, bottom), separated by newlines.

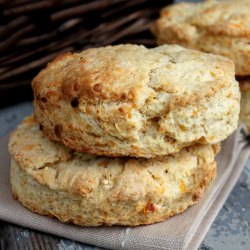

9,115,218,226
32,44,240,158
153,0,250,76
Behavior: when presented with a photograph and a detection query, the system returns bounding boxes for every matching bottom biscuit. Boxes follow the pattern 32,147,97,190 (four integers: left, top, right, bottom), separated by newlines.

9,115,217,226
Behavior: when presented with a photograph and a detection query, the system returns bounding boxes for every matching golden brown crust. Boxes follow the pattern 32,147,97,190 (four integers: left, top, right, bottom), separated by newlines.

32,44,240,158
153,0,250,76
9,115,217,226
11,160,214,227
32,44,235,106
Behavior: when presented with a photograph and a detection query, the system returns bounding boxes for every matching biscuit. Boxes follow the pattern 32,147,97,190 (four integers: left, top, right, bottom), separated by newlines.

153,0,250,76
32,44,240,158
9,115,217,226
239,79,250,131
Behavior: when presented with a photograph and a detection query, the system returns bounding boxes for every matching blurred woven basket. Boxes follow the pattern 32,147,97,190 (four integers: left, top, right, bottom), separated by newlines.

0,0,173,107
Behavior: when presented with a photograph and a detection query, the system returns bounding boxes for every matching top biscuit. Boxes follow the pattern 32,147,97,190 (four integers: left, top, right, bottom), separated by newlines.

32,44,240,158
153,0,250,76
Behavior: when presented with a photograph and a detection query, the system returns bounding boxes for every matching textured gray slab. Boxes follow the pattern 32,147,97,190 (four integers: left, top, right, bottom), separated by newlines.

0,102,33,137
0,102,249,250
200,159,250,250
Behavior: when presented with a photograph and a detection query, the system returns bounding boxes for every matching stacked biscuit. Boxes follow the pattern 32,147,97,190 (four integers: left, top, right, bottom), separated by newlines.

8,44,240,226
153,0,250,131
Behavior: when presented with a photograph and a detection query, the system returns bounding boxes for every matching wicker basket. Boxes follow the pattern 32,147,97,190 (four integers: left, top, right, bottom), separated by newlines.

0,0,173,107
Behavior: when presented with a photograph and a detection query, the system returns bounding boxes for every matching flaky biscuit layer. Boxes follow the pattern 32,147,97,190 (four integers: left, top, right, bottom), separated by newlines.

9,115,217,226
153,0,250,76
32,44,239,157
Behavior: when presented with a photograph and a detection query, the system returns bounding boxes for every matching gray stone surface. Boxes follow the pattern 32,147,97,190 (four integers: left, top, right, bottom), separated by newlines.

200,159,250,250
0,102,249,249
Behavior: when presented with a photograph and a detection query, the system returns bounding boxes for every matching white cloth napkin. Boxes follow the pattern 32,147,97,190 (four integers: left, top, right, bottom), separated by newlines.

0,126,249,250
